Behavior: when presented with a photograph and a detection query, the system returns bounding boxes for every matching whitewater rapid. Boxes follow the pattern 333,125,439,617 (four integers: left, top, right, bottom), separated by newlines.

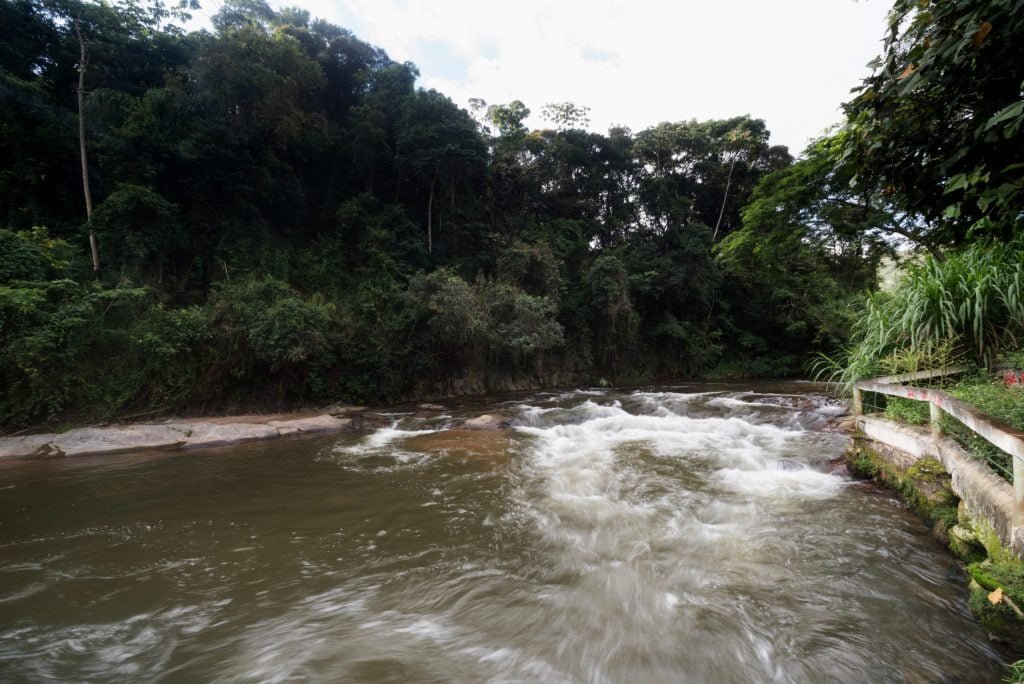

0,385,1005,682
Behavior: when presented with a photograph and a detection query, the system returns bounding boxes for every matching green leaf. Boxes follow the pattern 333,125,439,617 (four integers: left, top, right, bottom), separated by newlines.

985,100,1024,130
944,173,969,194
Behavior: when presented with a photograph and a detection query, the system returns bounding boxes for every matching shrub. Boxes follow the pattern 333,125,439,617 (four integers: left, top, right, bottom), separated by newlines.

0,227,75,282
822,242,1024,390
860,243,1024,367
206,276,337,399
0,278,150,428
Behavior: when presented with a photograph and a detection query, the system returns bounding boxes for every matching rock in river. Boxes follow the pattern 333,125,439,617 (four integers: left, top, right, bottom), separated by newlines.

460,414,512,430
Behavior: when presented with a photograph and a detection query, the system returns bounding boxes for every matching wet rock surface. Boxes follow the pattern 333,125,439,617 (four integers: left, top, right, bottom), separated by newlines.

51,426,189,456
0,410,367,459
267,415,352,436
0,434,62,459
459,414,513,430
167,422,281,448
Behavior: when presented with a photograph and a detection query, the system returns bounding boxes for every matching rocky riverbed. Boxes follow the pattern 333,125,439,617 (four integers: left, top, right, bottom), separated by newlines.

0,384,855,460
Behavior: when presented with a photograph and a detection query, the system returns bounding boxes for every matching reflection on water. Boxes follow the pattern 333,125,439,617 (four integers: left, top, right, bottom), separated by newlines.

0,384,1007,682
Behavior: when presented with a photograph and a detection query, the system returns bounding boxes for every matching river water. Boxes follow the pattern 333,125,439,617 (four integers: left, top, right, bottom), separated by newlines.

0,384,1007,682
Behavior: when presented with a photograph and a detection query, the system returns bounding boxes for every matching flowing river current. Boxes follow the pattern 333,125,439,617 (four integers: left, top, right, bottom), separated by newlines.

0,384,1008,682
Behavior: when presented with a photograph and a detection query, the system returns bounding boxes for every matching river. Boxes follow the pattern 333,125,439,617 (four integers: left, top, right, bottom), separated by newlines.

0,383,1007,682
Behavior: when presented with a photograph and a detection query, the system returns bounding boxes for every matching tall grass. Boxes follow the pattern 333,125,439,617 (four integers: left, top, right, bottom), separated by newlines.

815,242,1024,391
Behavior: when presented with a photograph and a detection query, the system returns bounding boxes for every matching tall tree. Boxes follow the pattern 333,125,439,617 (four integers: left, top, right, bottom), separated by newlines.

74,14,100,277
398,89,486,254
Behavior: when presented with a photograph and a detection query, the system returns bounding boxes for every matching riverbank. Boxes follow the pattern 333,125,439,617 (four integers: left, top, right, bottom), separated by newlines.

0,409,371,460
0,382,852,460
0,404,527,459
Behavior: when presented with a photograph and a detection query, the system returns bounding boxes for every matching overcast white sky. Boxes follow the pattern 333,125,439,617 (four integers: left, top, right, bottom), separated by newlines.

193,0,891,154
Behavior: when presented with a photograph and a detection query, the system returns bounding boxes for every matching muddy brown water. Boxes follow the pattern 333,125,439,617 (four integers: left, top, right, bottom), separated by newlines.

0,383,1008,682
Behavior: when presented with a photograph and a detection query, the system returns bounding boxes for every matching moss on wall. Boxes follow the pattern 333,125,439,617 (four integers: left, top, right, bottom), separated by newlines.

847,437,1024,653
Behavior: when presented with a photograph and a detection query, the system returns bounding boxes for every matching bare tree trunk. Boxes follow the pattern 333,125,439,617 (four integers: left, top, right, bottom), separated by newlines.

711,156,736,243
703,154,739,341
76,17,100,279
427,176,435,254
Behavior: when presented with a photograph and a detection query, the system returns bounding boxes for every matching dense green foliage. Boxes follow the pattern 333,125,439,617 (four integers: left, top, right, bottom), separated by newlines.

13,0,1022,429
830,242,1024,389
827,0,1024,389
718,138,892,376
841,0,1024,245
1,0,887,430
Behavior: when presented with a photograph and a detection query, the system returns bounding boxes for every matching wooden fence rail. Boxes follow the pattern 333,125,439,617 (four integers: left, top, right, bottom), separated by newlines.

853,370,1024,526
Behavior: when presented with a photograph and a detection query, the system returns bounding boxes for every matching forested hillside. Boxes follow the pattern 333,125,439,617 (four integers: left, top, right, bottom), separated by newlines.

5,0,1015,430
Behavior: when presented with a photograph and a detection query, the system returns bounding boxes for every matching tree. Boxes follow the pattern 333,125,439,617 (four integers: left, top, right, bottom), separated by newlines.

1,0,886,427
734,135,922,258
712,132,918,372
397,89,487,254
487,100,530,137
840,0,1024,244
632,117,788,241
585,254,638,372
541,101,591,131
90,183,183,281
74,14,100,278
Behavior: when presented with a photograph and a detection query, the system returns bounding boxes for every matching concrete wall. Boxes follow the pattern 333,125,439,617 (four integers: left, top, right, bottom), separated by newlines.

857,415,1022,557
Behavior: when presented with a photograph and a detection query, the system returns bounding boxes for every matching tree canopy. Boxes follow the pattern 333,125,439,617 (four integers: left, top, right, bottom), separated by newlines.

840,0,1024,245
2,0,1019,429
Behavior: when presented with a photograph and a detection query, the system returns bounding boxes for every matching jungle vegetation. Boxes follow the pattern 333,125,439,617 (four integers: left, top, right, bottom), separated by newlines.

0,0,1020,430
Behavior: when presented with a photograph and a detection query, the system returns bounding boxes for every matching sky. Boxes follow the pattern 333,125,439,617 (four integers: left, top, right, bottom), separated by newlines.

192,0,892,154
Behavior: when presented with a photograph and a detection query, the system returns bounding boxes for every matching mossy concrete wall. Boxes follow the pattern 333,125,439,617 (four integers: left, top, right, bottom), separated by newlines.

856,415,1020,557
850,415,1024,651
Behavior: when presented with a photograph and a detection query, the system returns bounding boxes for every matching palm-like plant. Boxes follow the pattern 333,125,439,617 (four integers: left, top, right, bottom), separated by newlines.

816,242,1024,391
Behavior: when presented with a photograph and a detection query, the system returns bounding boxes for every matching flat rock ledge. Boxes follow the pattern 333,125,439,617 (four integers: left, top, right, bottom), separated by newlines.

0,414,354,460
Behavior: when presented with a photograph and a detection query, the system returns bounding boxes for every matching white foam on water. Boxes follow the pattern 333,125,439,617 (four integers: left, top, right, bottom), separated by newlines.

708,396,795,411
335,424,440,455
219,583,570,683
631,390,725,403
714,466,843,499
512,399,631,429
326,423,442,469
501,389,849,678
816,403,848,416
628,390,727,416
513,405,557,427
393,617,453,640
517,407,803,474
226,387,851,682
12,603,224,681
552,388,608,401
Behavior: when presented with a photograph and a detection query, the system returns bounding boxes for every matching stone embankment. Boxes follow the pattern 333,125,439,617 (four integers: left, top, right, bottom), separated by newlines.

855,415,1018,553
848,413,1024,649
